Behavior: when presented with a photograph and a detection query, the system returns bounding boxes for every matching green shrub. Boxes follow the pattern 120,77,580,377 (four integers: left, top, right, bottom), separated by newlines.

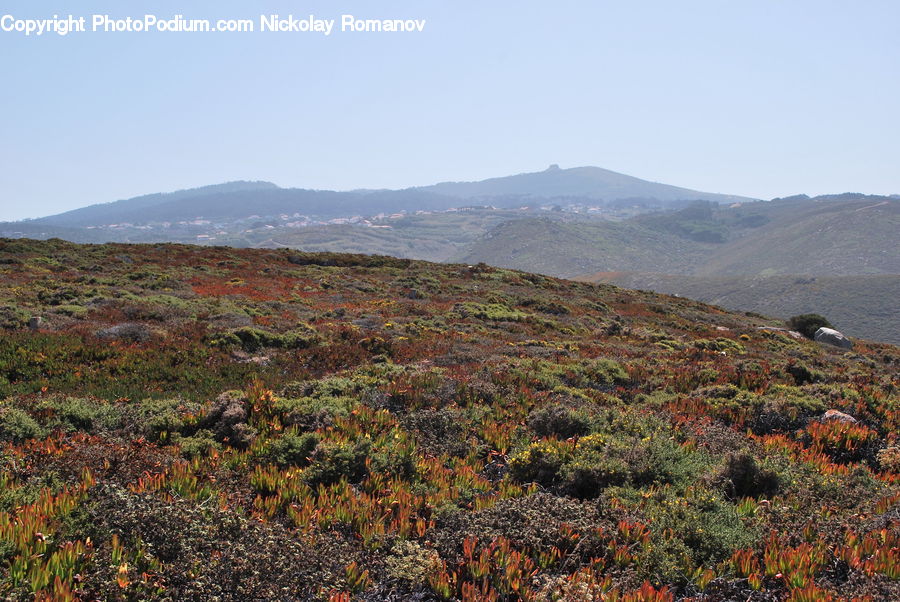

787,313,833,339
274,395,354,431
693,337,746,354
137,398,194,441
0,407,46,442
457,302,529,322
266,431,320,467
304,439,372,486
508,440,571,488
510,421,709,499
208,326,316,352
177,430,221,459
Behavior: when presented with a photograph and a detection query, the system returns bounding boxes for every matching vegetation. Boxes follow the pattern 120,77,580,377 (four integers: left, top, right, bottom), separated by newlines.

787,314,834,339
0,237,897,601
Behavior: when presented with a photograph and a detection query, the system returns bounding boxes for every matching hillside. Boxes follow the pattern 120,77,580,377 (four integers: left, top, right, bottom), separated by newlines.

463,196,900,278
0,238,897,601
579,272,900,344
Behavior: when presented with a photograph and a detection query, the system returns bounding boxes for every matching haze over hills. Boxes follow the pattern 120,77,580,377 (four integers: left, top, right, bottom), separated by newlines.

15,165,756,229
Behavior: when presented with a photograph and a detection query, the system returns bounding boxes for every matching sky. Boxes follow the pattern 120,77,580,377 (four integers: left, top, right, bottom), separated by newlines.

1,0,898,221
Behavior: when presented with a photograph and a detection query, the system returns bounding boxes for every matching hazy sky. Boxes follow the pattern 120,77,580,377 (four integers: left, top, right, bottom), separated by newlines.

1,0,898,221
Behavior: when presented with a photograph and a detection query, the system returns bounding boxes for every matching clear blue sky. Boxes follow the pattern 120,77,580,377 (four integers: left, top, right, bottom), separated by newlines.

1,0,898,221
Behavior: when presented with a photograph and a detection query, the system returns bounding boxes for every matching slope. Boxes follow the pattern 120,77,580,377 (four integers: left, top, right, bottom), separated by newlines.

579,272,900,344
0,237,896,601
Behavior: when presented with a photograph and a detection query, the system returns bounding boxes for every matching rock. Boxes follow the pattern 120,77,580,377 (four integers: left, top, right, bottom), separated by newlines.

822,409,857,423
96,323,151,343
28,316,43,329
755,326,804,339
814,327,853,349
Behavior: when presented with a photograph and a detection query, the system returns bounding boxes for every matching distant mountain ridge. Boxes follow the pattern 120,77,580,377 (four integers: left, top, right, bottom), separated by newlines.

414,164,756,204
20,165,756,227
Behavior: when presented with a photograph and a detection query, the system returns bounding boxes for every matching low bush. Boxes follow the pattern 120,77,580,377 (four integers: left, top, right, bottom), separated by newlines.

0,407,46,442
787,313,833,339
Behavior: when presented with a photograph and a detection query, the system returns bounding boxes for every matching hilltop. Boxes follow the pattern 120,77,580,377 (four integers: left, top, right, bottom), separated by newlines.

412,164,755,204
0,238,897,600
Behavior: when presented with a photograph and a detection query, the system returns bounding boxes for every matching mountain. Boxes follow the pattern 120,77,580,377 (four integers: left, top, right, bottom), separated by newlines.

0,237,897,600
17,165,754,229
32,181,280,227
415,164,757,204
30,183,462,227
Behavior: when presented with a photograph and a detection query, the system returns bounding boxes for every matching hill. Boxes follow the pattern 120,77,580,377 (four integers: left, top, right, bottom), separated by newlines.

463,195,900,277
579,272,900,344
0,237,897,600
14,165,755,229
414,164,756,204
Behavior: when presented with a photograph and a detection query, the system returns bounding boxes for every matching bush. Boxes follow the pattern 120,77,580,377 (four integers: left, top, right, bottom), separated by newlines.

201,392,256,448
787,313,833,339
0,407,46,442
274,395,354,431
177,430,221,459
208,326,316,352
633,485,756,582
528,403,592,439
266,431,320,467
509,424,709,499
717,452,779,499
304,439,371,486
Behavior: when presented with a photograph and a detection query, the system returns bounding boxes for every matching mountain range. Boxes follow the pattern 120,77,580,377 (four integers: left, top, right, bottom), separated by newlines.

15,165,755,229
2,167,897,343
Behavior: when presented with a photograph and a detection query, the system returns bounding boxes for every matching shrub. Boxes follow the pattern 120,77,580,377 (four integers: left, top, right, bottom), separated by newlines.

208,326,316,352
274,395,354,431
177,430,221,459
266,431,320,467
634,485,756,581
508,440,571,488
510,424,709,498
787,314,833,339
751,385,825,435
717,452,779,499
528,403,592,439
304,439,372,486
875,446,900,473
201,392,256,448
0,407,46,442
136,399,193,441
